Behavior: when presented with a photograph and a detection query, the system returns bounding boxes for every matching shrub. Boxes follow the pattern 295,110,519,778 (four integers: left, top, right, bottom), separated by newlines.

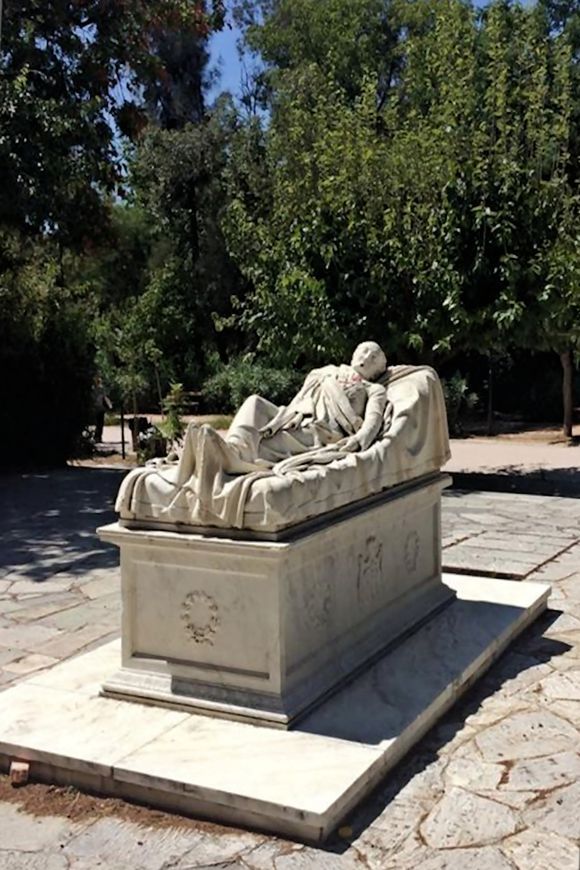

203,359,304,413
441,372,479,435
157,382,187,444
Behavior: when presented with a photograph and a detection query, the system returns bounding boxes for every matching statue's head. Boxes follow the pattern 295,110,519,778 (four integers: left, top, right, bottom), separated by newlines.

351,341,387,381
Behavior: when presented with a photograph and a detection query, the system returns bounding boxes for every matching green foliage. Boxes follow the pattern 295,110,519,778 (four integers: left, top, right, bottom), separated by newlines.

157,382,187,443
0,0,224,245
0,232,94,465
203,359,303,413
0,0,226,467
441,373,479,435
3,0,580,461
121,105,246,386
205,415,234,431
242,0,397,103
226,0,580,385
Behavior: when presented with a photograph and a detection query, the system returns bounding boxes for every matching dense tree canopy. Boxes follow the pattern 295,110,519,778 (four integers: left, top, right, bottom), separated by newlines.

226,0,580,369
1,0,580,463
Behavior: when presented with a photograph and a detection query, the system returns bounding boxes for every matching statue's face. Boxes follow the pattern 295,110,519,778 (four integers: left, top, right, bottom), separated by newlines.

351,342,387,380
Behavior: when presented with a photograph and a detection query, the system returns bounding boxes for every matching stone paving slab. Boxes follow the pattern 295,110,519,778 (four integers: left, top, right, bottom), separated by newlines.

442,489,580,578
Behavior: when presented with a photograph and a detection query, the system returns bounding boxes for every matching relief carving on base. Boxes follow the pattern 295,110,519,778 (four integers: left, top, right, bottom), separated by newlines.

357,536,384,602
404,530,420,573
304,575,333,629
181,590,220,645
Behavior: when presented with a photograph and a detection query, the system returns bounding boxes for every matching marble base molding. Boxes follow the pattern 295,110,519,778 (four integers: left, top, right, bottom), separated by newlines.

98,473,453,726
0,575,550,843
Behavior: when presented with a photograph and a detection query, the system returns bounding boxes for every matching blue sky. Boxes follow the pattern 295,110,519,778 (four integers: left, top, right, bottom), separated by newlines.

208,23,243,101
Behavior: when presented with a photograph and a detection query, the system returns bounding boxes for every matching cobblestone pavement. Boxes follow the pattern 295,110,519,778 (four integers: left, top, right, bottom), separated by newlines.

1,469,580,869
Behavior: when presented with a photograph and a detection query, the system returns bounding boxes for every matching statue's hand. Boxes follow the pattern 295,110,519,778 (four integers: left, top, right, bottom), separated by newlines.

342,435,362,452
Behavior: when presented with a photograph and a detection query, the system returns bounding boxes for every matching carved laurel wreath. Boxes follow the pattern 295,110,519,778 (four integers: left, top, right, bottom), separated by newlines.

180,590,220,645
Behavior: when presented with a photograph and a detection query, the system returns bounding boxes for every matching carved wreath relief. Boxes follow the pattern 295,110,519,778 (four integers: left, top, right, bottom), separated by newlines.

181,590,220,645
357,536,384,601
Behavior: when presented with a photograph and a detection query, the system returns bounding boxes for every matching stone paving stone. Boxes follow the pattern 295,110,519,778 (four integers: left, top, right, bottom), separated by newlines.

537,698,580,728
475,709,580,762
477,651,554,699
4,653,60,675
537,670,580,701
423,721,480,758
443,757,503,790
555,575,580,600
360,796,430,845
500,829,580,870
0,852,69,869
37,622,118,659
524,781,580,840
473,789,538,810
177,830,272,869
78,572,119,600
361,832,428,870
441,530,482,549
0,803,85,852
0,601,36,616
8,593,85,623
458,537,564,557
442,546,543,578
420,788,519,848
208,841,289,870
529,563,579,582
38,593,119,633
263,847,362,870
0,648,21,668
60,818,210,870
376,756,447,805
499,751,580,792
411,846,514,870
559,600,580,623
544,612,580,637
465,695,531,728
7,579,77,595
0,623,62,652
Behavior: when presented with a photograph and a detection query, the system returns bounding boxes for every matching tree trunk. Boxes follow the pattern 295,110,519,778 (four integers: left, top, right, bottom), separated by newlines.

120,403,126,460
486,357,494,436
131,391,139,452
560,349,574,438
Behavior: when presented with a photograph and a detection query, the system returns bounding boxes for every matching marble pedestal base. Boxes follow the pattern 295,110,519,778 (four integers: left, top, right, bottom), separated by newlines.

98,474,452,726
0,575,549,843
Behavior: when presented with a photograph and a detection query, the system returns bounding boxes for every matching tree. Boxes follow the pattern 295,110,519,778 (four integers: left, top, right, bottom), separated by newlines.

129,101,246,384
0,0,226,463
226,0,580,433
225,0,478,367
0,1,223,245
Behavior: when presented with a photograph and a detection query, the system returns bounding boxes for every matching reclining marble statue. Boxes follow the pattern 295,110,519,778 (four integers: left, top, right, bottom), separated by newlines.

116,341,451,535
100,342,453,725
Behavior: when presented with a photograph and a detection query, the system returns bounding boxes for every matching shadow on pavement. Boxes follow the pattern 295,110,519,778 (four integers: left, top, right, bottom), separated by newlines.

451,467,580,498
0,466,126,582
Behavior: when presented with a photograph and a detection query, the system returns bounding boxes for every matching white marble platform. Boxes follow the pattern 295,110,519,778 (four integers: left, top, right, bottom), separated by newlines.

0,574,549,843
